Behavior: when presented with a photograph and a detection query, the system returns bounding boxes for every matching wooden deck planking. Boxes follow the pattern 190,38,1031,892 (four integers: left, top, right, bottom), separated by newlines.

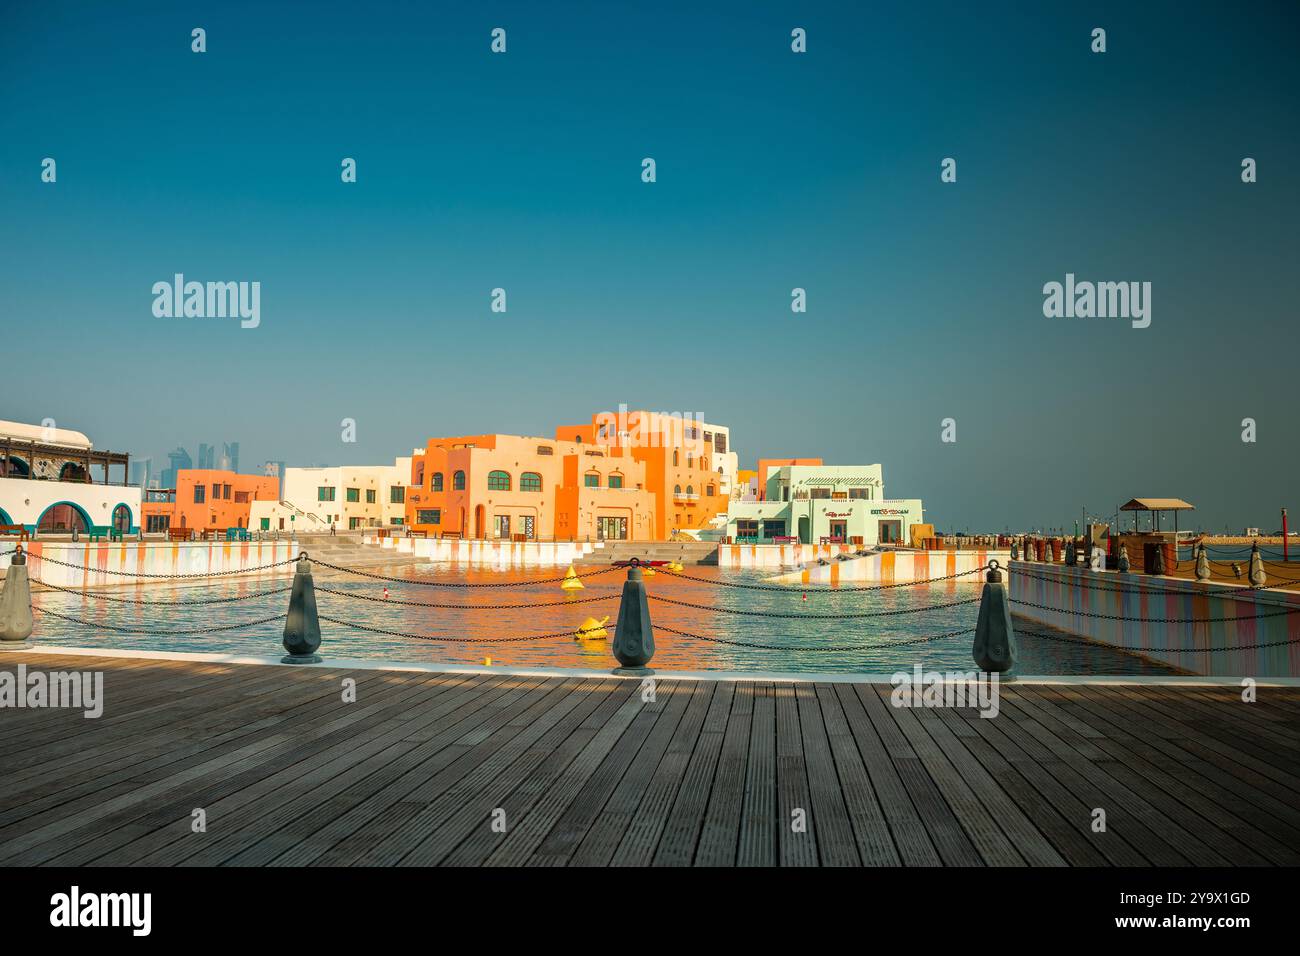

1,652,1299,867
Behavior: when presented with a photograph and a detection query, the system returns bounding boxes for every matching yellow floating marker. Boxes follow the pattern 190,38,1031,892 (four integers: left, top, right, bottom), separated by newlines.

561,564,584,591
575,615,610,640
667,560,684,572
483,656,492,666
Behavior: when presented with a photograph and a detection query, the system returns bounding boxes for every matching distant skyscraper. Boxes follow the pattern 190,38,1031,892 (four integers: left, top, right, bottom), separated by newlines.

263,460,286,498
197,443,215,469
162,446,191,488
130,458,152,489
224,441,240,474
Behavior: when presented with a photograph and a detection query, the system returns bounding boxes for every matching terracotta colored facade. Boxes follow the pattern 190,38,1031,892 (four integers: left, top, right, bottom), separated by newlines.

404,434,657,541
164,469,280,531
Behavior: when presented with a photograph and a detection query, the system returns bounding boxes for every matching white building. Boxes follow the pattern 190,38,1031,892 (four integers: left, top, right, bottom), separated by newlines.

0,419,142,535
248,457,411,531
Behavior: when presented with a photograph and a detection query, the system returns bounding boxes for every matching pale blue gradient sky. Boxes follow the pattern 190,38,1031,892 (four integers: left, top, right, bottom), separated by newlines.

1,1,1296,531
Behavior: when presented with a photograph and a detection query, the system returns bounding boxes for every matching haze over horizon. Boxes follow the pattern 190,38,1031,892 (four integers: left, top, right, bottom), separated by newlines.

3,0,1297,533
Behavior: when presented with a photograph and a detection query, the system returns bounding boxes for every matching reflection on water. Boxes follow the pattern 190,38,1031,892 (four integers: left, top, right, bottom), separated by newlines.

30,563,1179,676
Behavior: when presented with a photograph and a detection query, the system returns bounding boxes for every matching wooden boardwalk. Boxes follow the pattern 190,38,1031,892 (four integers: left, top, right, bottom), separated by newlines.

2,652,1299,866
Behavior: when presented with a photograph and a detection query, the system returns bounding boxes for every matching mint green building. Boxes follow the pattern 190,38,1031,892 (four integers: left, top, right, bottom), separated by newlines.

723,464,923,546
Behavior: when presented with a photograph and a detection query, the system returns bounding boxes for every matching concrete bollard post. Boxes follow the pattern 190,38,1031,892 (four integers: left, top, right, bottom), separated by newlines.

1117,544,1131,573
1249,542,1267,587
0,546,34,650
282,552,323,664
1195,542,1212,583
611,560,655,675
972,561,1017,673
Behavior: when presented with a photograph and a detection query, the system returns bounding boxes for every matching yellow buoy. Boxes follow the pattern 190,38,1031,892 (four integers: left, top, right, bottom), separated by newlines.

483,656,492,666
641,566,656,576
667,560,684,572
575,615,610,640
561,564,584,591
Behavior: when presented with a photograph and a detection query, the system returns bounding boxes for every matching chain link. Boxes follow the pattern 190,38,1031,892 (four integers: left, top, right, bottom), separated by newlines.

29,553,298,579
316,613,601,643
1018,627,1300,653
314,585,615,610
31,578,292,605
309,557,619,588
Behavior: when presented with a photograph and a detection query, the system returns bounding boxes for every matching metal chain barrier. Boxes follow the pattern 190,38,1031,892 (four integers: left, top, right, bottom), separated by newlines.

1012,565,1276,597
1017,626,1300,653
33,606,287,634
1009,595,1296,623
655,564,987,591
30,578,292,605
657,623,974,651
314,585,615,610
646,592,979,618
316,613,602,643
309,557,620,588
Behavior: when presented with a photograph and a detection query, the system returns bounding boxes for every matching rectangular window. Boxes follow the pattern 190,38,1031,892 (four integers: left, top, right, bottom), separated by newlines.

234,491,249,504
608,474,623,489
223,484,232,499
318,486,335,502
714,433,727,453
584,473,600,488
211,484,220,501
736,519,759,536
366,489,376,503
392,517,404,525
193,485,206,504
493,515,510,538
390,486,405,504
762,520,787,538
416,509,441,524
707,485,715,496
849,488,870,499
810,487,831,499
346,488,360,502
537,446,553,455
349,517,361,529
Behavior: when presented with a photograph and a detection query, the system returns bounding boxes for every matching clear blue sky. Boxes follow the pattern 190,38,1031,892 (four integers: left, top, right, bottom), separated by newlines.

2,1,1296,532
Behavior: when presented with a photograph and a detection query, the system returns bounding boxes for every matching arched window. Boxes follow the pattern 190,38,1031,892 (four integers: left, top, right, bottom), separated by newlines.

520,472,542,492
59,462,88,482
674,484,682,495
686,485,694,496
431,472,443,491
111,504,132,533
2,456,29,478
487,470,511,491
608,473,623,489
453,470,466,490
584,472,600,488
687,455,693,468
36,502,91,534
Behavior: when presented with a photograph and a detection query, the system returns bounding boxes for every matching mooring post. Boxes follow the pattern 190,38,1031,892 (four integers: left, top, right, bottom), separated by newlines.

1089,544,1104,571
1249,542,1267,587
1010,540,1019,561
282,551,322,663
1150,543,1167,576
611,559,655,676
1195,542,1212,582
1117,543,1131,573
1065,540,1076,566
972,560,1016,673
0,545,34,650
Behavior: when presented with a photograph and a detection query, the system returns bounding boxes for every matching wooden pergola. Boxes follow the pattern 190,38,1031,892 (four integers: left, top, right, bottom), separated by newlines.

1119,497,1195,534
0,437,131,485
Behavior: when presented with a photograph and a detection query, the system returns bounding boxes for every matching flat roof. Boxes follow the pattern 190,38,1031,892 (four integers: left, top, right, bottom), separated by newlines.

1120,497,1195,511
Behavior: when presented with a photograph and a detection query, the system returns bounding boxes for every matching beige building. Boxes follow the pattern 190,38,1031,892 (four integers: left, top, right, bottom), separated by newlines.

248,457,411,531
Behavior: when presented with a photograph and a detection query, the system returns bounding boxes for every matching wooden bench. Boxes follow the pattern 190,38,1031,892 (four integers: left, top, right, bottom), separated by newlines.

407,529,428,539
772,535,798,544
168,528,194,542
0,524,29,541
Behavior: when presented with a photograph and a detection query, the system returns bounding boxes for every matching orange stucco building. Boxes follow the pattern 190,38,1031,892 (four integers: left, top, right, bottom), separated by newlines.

404,411,734,541
143,469,280,532
404,434,657,541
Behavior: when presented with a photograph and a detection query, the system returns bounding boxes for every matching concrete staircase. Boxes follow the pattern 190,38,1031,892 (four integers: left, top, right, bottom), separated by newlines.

293,532,416,570
576,540,719,566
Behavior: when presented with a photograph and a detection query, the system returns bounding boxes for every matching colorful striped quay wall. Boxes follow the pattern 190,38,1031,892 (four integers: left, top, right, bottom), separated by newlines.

1,540,300,589
1009,561,1300,677
362,534,597,567
766,549,1008,586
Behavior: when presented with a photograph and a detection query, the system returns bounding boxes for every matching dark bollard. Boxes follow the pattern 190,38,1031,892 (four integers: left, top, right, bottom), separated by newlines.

282,552,322,663
611,560,655,675
1065,540,1076,566
0,546,34,650
972,560,1017,673
1009,540,1019,560
1249,542,1267,587
1117,543,1130,573
1150,544,1166,576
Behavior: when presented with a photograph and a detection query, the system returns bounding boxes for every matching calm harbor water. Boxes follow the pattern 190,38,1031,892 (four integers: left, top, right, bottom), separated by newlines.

30,563,1179,676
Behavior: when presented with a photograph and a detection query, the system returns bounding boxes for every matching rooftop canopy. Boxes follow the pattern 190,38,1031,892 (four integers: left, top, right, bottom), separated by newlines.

1120,498,1195,511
